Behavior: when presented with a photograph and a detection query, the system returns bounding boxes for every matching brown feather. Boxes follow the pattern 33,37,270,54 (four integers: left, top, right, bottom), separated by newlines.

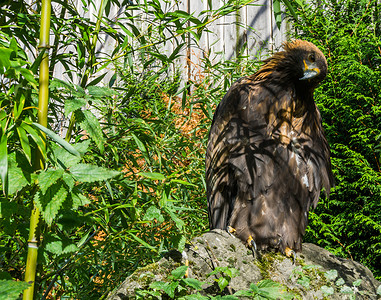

206,40,334,253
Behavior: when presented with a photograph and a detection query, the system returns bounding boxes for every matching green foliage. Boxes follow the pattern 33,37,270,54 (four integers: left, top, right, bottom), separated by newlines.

0,0,255,298
285,0,381,279
1,0,381,298
136,265,294,300
208,267,239,292
0,280,31,300
234,280,296,300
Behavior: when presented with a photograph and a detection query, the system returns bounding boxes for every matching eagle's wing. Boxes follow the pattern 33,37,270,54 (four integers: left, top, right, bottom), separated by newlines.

206,77,333,252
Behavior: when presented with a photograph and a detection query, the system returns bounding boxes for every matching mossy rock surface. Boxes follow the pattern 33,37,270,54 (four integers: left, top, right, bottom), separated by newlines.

107,229,380,299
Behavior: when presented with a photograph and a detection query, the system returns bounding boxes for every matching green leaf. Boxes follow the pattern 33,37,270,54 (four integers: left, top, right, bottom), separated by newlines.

16,126,32,164
273,0,282,29
138,172,165,181
0,280,30,300
0,132,8,195
20,68,38,89
128,232,157,252
352,279,362,287
21,122,46,159
336,278,345,286
170,179,197,186
71,192,90,209
320,285,334,296
86,72,108,87
163,281,179,298
75,110,105,153
324,269,338,281
64,98,87,117
69,163,120,183
45,239,79,255
165,207,184,231
144,205,164,223
171,266,188,280
182,278,204,290
7,160,31,195
38,168,64,194
149,281,168,291
32,122,81,157
34,183,68,225
217,276,229,291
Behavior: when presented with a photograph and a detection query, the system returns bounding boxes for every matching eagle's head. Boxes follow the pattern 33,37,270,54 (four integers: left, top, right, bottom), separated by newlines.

253,40,328,89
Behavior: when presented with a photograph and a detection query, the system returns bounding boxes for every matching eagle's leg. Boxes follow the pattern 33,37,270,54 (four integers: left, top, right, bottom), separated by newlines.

285,247,296,264
247,235,258,259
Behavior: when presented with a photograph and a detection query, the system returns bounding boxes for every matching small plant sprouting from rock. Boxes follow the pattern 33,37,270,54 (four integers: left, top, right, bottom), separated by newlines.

234,280,297,300
135,266,204,299
135,265,300,299
208,267,239,292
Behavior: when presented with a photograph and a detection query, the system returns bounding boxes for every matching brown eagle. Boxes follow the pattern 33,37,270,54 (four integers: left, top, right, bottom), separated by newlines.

205,40,334,256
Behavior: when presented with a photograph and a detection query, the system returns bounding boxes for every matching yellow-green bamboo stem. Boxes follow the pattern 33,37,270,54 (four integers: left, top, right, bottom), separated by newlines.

23,0,51,298
65,0,108,142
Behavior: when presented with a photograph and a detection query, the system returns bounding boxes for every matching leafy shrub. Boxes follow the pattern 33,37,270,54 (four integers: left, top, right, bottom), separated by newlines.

288,0,381,279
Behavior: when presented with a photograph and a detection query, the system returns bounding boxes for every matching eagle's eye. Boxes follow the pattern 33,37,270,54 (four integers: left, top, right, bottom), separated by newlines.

308,53,315,63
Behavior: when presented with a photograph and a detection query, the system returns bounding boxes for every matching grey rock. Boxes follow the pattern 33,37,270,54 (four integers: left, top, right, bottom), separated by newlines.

107,229,381,299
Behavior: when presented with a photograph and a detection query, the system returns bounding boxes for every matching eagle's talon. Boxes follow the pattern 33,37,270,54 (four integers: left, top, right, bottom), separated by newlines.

227,226,236,238
285,247,296,264
247,236,259,259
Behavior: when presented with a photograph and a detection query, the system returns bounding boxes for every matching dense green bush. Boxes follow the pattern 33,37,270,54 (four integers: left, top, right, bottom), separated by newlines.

1,0,380,298
289,0,381,279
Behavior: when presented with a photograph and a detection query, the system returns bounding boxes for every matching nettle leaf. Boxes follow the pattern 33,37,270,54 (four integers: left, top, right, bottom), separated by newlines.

182,278,204,290
144,205,164,223
321,285,334,296
163,281,179,298
7,158,31,195
171,266,188,280
0,280,30,300
217,276,229,291
38,168,64,194
71,192,90,209
324,269,338,281
34,183,68,225
69,163,120,183
64,97,87,117
62,173,75,191
75,110,105,153
51,140,89,169
45,240,79,256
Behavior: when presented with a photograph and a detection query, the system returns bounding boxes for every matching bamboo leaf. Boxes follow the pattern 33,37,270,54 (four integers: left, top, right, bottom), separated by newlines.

16,126,32,164
0,132,8,195
32,122,81,157
75,110,105,154
128,232,157,252
273,0,282,29
138,172,165,181
69,163,120,182
22,122,47,160
0,280,31,300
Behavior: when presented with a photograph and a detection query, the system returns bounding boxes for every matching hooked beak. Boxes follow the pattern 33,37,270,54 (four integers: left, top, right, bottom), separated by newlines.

299,59,320,80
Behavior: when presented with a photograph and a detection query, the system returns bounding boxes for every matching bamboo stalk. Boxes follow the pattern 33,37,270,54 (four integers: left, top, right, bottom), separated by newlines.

23,0,51,298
